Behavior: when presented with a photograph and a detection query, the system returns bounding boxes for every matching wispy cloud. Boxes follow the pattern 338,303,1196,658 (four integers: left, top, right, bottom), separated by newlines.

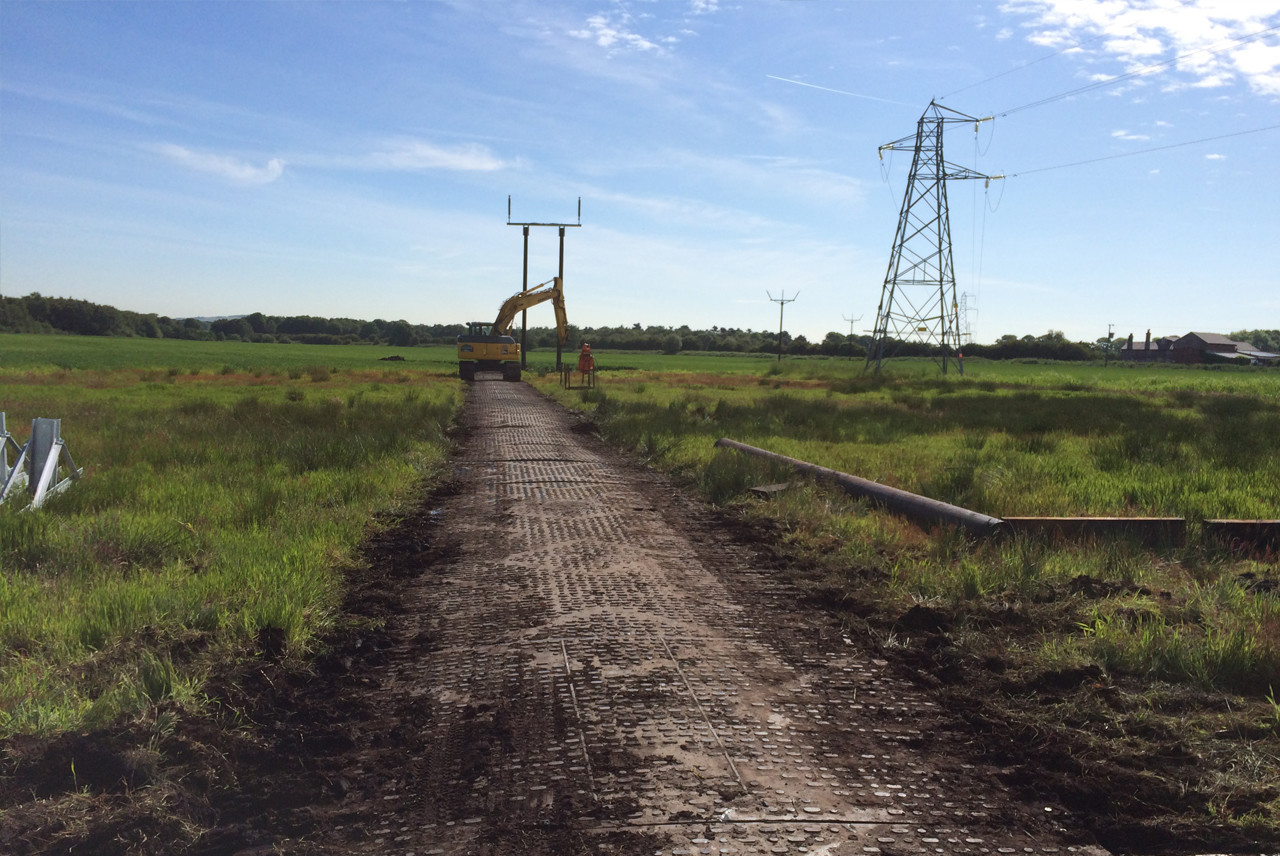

5,79,175,128
1111,129,1151,141
291,139,510,173
569,13,663,54
354,140,507,172
1205,152,1227,160
154,144,284,185
156,136,508,186
601,148,868,215
1002,0,1280,96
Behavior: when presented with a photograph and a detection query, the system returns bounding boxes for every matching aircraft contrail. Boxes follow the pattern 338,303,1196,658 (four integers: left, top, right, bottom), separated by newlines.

766,75,913,106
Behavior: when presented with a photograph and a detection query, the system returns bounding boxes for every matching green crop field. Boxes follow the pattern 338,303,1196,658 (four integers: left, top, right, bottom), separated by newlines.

1,335,461,736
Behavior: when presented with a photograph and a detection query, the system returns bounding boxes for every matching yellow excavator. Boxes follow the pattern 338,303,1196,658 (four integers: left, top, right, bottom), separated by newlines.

457,276,568,382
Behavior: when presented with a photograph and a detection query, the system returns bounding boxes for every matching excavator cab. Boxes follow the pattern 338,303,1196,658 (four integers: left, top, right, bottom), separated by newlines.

457,322,520,382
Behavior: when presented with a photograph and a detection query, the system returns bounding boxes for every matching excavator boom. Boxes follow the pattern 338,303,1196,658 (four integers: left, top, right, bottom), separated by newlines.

491,277,568,344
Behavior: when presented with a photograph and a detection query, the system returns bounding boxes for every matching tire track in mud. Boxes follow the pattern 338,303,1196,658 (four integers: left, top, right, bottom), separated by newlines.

313,379,1109,855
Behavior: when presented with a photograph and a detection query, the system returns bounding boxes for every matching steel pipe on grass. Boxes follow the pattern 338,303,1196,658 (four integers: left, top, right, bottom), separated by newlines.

713,438,1004,537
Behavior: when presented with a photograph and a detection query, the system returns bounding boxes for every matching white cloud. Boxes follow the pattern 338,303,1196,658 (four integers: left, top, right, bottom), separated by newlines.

569,13,663,53
359,140,507,172
1103,33,1166,59
690,0,718,13
1001,0,1280,96
1205,152,1227,159
154,144,284,185
1111,129,1151,140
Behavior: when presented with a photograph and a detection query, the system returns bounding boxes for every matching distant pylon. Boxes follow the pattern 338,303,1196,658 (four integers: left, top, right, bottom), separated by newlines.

867,101,1002,374
957,292,976,346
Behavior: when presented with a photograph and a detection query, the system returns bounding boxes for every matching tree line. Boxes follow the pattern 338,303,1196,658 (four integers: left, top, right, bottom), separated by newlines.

0,293,453,347
3,293,1274,362
1230,329,1280,353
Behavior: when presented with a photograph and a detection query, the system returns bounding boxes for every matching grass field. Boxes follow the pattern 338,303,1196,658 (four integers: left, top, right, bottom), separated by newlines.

5,335,1280,838
0,333,462,372
1,335,461,736
537,354,1280,519
534,356,1280,681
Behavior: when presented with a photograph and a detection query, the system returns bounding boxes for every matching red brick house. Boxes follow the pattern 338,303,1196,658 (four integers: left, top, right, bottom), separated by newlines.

1169,332,1279,365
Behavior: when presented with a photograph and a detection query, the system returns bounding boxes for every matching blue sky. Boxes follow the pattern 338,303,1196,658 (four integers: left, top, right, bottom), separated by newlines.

2,0,1277,345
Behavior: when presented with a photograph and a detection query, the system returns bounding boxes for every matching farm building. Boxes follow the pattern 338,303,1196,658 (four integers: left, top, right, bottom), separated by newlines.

1118,330,1177,362
1169,332,1279,365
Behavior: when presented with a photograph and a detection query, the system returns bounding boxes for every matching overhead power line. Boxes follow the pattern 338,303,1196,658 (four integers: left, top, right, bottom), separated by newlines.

1010,122,1280,176
940,30,1110,101
941,0,1208,102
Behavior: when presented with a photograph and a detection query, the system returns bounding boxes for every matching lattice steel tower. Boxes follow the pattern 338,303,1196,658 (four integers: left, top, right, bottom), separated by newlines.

866,101,1000,374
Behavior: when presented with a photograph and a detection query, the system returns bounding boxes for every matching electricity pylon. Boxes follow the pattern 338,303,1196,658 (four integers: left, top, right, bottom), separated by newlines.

957,292,976,346
866,101,1002,374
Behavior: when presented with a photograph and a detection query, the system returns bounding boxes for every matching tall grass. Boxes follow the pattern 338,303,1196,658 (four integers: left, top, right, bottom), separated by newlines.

1082,576,1280,693
531,357,1280,697
0,341,460,735
538,364,1280,521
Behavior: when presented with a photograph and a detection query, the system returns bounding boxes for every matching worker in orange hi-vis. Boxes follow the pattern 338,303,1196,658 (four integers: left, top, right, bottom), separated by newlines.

577,343,594,374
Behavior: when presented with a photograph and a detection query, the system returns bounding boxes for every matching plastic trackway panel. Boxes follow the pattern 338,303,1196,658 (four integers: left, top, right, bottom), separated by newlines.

337,381,1104,856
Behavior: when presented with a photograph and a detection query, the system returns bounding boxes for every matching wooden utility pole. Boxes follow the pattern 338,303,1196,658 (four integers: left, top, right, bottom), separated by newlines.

843,313,862,360
508,197,581,371
767,291,798,362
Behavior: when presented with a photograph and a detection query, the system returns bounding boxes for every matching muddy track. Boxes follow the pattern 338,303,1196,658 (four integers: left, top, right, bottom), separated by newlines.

217,379,1113,855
